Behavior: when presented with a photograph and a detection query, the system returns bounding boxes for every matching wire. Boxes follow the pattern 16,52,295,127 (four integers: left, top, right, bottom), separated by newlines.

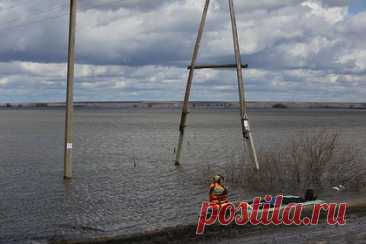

0,14,69,32
0,3,68,29
0,0,126,33
80,0,125,12
0,0,61,13
0,13,69,32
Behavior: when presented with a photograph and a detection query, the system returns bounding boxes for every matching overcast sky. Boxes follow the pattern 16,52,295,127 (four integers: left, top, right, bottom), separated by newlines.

0,0,365,103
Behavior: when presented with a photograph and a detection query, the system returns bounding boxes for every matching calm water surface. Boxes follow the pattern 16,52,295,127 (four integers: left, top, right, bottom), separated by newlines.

0,108,366,243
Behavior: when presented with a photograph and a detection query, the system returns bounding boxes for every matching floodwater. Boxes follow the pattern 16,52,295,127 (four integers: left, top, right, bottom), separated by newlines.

0,108,366,243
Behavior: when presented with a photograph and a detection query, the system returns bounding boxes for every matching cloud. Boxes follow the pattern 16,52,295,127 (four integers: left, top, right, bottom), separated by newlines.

0,0,365,102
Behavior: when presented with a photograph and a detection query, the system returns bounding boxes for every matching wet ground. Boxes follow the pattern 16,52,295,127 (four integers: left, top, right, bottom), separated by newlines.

49,210,366,244
206,213,366,244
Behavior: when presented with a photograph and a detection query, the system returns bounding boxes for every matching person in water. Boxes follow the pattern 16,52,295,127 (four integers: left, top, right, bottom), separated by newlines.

209,175,229,207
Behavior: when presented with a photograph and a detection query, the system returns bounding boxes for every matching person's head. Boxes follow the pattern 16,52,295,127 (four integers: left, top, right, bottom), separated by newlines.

213,175,224,184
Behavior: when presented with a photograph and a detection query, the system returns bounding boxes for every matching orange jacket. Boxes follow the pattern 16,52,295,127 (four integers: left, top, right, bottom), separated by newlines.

209,182,228,206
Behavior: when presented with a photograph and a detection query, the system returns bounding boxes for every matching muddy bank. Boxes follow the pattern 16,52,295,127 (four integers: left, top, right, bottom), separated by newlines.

50,198,366,244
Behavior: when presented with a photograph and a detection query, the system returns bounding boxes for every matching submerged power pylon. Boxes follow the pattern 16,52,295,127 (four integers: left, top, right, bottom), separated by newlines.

175,0,260,170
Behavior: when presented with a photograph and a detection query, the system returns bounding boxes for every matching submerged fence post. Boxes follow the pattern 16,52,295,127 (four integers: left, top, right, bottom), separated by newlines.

64,0,77,179
175,0,210,166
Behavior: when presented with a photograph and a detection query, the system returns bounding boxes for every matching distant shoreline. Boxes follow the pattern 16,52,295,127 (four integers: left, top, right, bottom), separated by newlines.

1,101,366,110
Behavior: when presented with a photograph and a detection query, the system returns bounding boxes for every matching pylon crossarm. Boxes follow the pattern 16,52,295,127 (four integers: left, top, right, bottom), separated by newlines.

187,64,248,70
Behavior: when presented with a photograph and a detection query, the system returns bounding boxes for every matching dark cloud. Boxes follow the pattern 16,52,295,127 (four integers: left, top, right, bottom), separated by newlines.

0,0,365,102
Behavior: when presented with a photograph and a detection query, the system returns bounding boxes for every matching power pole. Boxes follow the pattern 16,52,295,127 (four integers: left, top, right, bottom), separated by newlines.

175,0,259,170
64,0,77,179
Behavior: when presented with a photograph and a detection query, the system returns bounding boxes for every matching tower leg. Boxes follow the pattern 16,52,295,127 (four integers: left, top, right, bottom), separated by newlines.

229,0,259,170
175,0,211,166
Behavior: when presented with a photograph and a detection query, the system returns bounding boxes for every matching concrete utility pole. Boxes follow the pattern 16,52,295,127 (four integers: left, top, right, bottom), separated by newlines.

64,0,77,179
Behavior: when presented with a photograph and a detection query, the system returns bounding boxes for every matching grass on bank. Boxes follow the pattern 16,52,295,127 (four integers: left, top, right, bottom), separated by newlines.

203,130,366,193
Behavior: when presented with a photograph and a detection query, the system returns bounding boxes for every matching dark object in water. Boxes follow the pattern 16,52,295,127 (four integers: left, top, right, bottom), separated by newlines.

247,193,319,209
304,189,317,201
272,103,287,109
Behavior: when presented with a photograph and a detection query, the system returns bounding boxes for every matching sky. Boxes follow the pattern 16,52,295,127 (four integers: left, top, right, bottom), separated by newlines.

0,0,365,103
